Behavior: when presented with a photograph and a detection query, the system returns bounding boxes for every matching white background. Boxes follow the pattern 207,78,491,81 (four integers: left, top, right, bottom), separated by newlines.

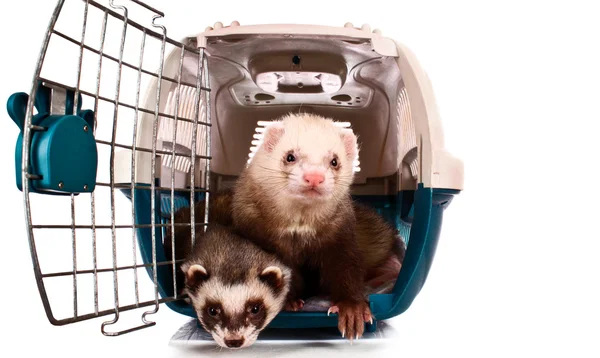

1,0,599,357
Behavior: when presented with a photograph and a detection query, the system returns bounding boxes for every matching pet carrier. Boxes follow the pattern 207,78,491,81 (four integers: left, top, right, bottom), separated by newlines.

8,0,464,336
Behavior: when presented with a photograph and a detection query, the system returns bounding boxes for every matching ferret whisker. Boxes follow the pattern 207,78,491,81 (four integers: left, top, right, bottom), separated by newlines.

256,164,286,174
258,175,287,181
270,184,289,199
258,179,288,186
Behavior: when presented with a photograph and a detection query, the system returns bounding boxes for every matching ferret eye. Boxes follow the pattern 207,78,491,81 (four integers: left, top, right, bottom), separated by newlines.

286,154,296,163
250,304,261,315
330,158,338,167
207,307,220,317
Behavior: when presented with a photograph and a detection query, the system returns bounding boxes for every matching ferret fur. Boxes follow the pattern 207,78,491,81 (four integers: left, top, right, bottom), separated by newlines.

230,113,401,340
178,224,291,349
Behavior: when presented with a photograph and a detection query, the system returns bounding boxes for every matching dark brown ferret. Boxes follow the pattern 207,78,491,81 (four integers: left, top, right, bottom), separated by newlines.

180,224,291,349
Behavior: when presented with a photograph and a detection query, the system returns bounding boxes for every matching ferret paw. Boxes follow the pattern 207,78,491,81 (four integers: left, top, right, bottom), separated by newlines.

329,300,372,341
284,299,305,311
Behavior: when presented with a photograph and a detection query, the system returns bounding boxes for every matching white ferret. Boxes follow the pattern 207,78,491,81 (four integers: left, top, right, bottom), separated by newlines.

230,113,405,340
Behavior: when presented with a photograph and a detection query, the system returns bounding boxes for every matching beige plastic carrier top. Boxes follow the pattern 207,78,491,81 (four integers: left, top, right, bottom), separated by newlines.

115,21,464,195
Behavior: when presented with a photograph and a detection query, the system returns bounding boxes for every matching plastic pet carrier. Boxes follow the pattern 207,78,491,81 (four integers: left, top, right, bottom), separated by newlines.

8,0,464,336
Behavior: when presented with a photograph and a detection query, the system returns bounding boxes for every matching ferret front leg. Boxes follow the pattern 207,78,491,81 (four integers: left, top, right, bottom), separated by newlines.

283,267,305,311
320,242,372,341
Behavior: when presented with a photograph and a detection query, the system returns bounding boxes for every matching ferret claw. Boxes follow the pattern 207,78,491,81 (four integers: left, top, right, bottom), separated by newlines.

341,329,345,338
327,305,339,316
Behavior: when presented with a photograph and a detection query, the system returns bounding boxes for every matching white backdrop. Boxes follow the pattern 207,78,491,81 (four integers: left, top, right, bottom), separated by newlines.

1,1,599,357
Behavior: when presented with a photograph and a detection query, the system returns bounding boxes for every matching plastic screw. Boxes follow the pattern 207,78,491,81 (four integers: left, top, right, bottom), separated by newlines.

83,184,88,191
58,181,64,189
83,125,89,132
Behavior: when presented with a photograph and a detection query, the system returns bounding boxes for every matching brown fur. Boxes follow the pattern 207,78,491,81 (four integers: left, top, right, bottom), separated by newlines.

353,202,406,280
232,168,365,303
163,188,236,295
175,188,405,291
175,223,291,348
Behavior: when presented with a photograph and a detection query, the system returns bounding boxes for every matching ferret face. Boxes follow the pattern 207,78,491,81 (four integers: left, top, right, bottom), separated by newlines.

181,264,289,349
250,114,359,204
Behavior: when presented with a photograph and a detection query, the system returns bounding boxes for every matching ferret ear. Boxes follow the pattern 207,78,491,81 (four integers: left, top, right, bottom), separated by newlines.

181,263,209,290
259,266,284,293
340,128,359,161
262,122,285,153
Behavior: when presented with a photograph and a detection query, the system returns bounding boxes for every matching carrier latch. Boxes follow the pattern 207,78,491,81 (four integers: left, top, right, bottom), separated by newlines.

7,81,98,195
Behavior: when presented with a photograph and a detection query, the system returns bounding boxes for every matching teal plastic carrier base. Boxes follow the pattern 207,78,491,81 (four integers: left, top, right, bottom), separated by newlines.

119,182,459,331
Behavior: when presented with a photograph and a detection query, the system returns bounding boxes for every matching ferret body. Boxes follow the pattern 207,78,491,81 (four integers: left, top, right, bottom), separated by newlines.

229,113,405,340
177,223,291,349
179,189,405,294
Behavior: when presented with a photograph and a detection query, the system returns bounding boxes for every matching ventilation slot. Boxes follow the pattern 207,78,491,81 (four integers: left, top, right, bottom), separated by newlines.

397,87,418,179
157,85,208,175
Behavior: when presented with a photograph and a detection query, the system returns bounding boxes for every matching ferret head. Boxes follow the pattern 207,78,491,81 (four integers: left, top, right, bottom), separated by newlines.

249,113,359,204
181,262,291,349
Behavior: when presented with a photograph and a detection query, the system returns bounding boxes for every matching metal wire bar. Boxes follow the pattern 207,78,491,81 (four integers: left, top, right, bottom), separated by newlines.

170,45,186,297
51,29,204,90
86,0,197,53
70,193,78,317
31,222,206,229
90,8,109,317
129,0,164,17
43,260,186,278
45,296,182,326
142,13,167,327
69,0,91,320
130,27,147,307
72,1,88,114
22,0,66,326
202,51,212,233
189,49,204,249
102,0,128,335
96,181,209,192
94,140,212,160
37,77,211,125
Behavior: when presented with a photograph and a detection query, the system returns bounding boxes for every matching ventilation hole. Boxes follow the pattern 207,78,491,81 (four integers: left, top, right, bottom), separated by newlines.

255,93,275,101
332,94,352,102
254,101,259,104
266,101,271,104
245,95,250,98
337,102,342,105
245,99,250,102
297,82,304,88
356,100,361,103
356,96,361,99
347,102,352,105
292,55,301,65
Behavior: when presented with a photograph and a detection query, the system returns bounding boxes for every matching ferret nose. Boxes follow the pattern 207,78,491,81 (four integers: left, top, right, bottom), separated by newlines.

225,338,244,348
303,172,324,187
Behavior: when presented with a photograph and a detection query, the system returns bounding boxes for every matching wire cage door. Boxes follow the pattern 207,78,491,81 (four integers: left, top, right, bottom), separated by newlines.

9,0,212,335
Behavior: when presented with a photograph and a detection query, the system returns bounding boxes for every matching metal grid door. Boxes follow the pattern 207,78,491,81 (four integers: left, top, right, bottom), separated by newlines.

11,0,212,336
